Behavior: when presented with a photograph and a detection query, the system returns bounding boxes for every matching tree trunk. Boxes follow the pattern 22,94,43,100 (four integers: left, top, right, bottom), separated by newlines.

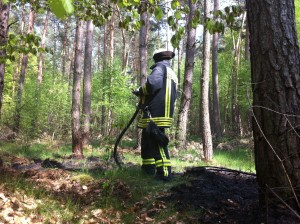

245,19,250,61
97,29,101,72
212,0,222,139
121,27,127,71
12,6,25,100
101,23,108,136
176,0,196,149
37,10,50,84
246,0,300,208
14,8,35,132
62,19,69,78
69,36,76,89
201,0,213,161
107,12,115,135
52,20,57,73
0,2,10,117
72,19,84,158
82,20,94,148
231,13,246,137
136,9,149,150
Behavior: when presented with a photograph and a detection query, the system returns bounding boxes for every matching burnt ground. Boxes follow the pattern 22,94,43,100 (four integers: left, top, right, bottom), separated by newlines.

1,155,300,223
163,166,300,224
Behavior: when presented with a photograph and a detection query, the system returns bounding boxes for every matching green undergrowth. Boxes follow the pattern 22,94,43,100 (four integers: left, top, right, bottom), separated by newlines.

0,140,255,223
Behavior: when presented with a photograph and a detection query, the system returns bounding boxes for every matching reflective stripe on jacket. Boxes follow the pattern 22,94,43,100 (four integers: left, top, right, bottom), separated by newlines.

138,60,177,128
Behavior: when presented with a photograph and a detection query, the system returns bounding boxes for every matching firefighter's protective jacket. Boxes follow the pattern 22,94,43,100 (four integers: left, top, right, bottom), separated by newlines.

138,60,178,128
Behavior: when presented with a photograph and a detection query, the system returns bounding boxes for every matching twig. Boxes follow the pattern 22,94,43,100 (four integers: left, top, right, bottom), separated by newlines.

266,184,300,220
199,166,256,176
246,83,300,209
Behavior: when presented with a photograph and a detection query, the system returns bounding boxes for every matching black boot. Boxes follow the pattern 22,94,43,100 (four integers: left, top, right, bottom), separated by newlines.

156,166,172,181
141,164,156,176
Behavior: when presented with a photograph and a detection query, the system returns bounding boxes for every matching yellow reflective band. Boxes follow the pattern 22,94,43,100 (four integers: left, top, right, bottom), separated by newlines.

156,162,171,167
143,161,156,165
165,75,171,118
138,117,173,128
159,146,167,161
163,166,169,176
143,158,155,162
143,158,155,165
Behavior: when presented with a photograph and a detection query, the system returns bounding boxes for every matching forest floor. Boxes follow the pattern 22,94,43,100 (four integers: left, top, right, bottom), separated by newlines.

0,144,299,223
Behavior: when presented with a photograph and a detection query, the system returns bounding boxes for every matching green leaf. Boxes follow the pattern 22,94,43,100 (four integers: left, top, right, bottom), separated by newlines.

225,6,230,14
167,16,175,26
174,11,181,20
48,0,74,19
155,6,163,20
171,0,180,10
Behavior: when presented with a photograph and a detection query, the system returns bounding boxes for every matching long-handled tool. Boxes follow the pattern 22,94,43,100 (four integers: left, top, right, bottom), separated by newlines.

113,101,141,167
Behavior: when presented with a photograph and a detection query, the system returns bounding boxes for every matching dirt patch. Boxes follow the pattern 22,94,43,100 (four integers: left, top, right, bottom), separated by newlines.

162,167,299,224
2,156,300,223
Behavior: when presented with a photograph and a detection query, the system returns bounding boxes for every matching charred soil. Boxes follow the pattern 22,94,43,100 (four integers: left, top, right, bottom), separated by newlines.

1,155,299,223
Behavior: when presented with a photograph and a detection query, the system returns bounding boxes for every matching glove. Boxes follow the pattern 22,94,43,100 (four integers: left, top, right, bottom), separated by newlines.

132,88,141,96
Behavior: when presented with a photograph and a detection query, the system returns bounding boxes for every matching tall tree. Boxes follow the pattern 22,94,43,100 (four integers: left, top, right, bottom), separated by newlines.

201,0,213,161
62,18,70,77
12,5,25,99
82,20,94,148
246,0,300,208
212,0,222,139
37,10,50,84
136,8,149,150
72,19,84,158
176,0,196,149
231,12,246,136
0,2,10,117
14,6,36,132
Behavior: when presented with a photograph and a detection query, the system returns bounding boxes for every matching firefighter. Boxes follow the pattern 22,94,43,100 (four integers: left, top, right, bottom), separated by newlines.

133,48,177,181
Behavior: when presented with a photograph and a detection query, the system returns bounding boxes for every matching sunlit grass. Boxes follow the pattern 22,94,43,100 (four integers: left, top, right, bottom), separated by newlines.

213,148,255,173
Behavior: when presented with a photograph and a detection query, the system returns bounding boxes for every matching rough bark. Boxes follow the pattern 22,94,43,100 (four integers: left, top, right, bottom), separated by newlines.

0,2,10,117
246,0,300,208
139,10,148,86
176,0,196,149
212,0,222,139
82,20,94,148
136,9,149,150
72,19,84,158
201,0,213,161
